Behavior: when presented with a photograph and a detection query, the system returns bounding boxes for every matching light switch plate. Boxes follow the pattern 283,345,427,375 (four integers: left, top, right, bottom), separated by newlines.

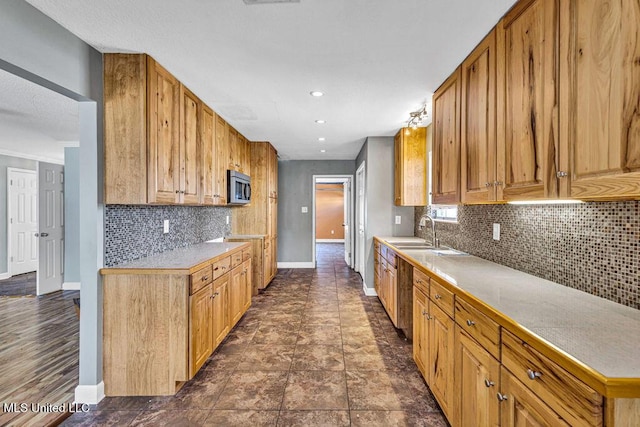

163,219,170,234
493,223,500,241
395,215,402,225
301,206,308,213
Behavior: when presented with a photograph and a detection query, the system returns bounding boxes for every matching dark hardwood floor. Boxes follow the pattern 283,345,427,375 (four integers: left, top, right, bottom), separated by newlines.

0,271,37,297
0,290,79,426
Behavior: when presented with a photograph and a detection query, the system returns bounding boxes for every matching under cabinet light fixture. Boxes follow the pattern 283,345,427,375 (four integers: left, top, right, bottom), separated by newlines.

507,200,584,205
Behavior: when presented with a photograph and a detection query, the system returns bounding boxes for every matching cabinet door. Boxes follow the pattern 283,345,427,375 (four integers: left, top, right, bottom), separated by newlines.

213,274,230,347
500,367,570,427
242,258,252,312
270,236,278,280
268,197,278,239
413,287,429,379
201,105,215,205
496,0,559,201
455,326,500,427
180,85,201,204
433,68,462,204
268,145,278,198
428,301,455,421
395,128,428,206
228,127,239,171
240,135,251,176
147,58,181,204
189,284,213,377
214,114,228,205
559,0,640,200
229,266,243,327
387,264,398,326
461,29,498,204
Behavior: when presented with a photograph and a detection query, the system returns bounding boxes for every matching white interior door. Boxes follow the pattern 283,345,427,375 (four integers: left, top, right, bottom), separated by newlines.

356,163,365,273
8,168,38,276
343,180,351,267
37,162,64,295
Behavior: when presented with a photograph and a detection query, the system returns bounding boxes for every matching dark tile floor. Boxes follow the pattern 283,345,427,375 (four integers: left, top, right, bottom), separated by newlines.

62,243,447,426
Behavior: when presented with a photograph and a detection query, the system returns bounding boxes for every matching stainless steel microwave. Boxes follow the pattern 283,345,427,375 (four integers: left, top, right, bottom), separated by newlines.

227,170,251,205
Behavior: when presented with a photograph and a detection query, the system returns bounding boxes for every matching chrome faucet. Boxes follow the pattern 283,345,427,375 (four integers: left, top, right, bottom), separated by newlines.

419,214,440,248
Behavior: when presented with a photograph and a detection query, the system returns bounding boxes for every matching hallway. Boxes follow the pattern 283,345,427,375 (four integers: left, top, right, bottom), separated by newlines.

62,243,446,426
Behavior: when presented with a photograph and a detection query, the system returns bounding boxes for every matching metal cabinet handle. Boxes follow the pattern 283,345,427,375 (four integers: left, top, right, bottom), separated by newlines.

38,233,49,237
202,276,209,281
422,310,427,316
434,294,442,300
484,379,495,388
466,319,475,327
214,292,219,296
497,393,508,402
527,369,542,380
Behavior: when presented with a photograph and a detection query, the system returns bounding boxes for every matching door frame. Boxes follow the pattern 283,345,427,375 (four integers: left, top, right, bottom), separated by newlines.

5,167,38,279
355,162,366,274
311,174,354,268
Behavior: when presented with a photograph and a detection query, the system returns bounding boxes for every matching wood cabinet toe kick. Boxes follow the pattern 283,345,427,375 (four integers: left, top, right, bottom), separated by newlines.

100,242,250,396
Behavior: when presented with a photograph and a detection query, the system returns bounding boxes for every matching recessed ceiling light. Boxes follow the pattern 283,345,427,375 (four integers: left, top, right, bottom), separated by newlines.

310,91,324,97
320,149,326,153
318,137,326,141
315,120,326,124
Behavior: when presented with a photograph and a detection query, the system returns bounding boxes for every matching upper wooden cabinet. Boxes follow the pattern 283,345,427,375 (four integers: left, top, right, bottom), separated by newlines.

461,29,499,204
179,85,202,205
496,0,560,201
432,67,462,204
267,144,278,199
214,114,229,205
559,0,640,200
394,127,427,206
201,105,215,205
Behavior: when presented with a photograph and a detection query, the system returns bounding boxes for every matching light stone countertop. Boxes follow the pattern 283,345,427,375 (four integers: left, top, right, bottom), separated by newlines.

225,234,266,239
376,236,640,380
101,241,248,273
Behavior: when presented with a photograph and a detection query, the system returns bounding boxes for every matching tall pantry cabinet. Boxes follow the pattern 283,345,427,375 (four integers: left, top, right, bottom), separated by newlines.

231,142,278,291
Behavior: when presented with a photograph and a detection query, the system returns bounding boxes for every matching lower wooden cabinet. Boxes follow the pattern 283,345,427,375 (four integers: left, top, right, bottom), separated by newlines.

212,274,230,347
429,301,455,420
189,284,213,377
242,258,252,312
454,326,500,427
413,286,429,379
500,367,570,427
229,263,244,328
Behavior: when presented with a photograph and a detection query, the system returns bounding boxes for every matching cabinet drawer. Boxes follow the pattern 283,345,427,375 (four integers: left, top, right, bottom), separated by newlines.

413,268,429,295
190,265,213,295
231,250,243,269
430,277,454,317
501,330,603,427
454,298,500,359
212,256,231,279
242,249,251,261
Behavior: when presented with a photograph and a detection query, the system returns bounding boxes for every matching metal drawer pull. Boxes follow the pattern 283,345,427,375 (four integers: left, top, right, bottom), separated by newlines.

497,393,508,402
422,310,427,316
434,294,442,299
466,319,475,327
527,369,542,380
484,379,495,388
202,276,209,281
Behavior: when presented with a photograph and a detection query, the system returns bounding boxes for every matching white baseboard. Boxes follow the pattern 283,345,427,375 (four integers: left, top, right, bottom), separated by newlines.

74,381,105,404
63,282,81,290
316,239,345,243
0,272,9,280
362,282,377,296
277,262,315,269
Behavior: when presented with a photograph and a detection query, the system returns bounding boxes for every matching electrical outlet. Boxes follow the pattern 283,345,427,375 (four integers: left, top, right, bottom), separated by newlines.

226,215,230,225
493,223,500,241
163,219,170,234
301,206,308,213
395,215,402,225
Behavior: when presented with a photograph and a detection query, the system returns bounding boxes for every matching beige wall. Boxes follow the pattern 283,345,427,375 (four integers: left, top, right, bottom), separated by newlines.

315,184,344,239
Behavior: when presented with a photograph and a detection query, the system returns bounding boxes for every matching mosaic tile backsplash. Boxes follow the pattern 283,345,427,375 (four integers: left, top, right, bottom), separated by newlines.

105,205,231,266
414,202,640,310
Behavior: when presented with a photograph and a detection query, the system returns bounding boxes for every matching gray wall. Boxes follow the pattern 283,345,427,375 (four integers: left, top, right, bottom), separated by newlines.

0,0,105,397
63,147,80,283
0,154,38,274
278,160,356,263
356,137,414,290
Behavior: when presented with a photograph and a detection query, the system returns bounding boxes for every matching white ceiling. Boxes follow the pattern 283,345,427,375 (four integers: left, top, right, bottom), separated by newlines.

24,0,516,160
0,69,78,164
